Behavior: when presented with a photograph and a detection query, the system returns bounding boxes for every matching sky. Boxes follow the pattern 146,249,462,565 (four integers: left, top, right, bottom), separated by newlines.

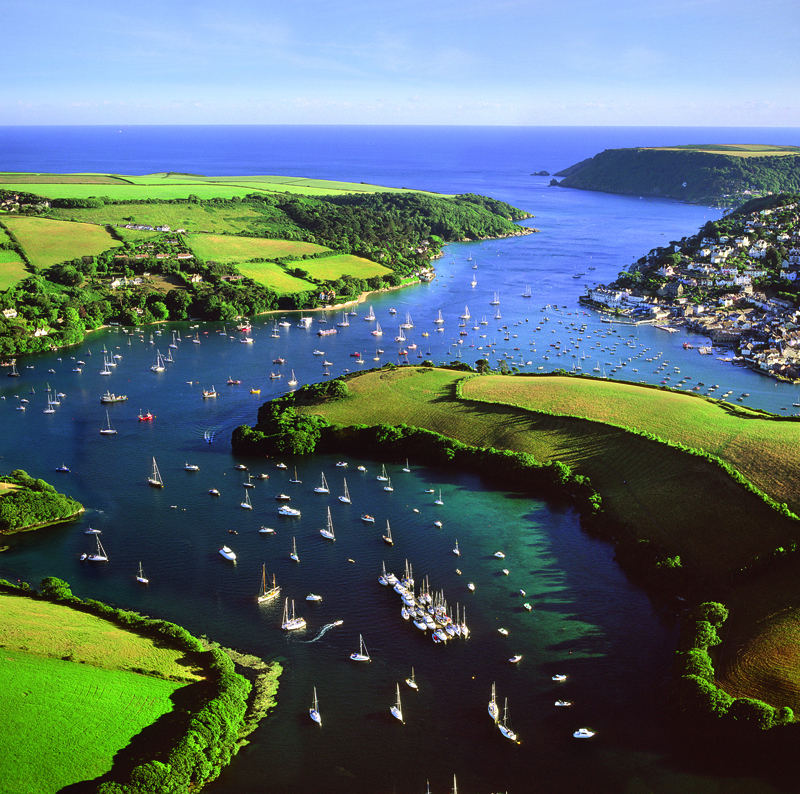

4,0,799,126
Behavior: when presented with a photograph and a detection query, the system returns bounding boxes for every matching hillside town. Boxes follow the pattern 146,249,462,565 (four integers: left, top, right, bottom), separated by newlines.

581,197,800,382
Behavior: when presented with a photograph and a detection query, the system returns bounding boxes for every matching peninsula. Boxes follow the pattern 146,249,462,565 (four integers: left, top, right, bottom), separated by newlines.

0,172,535,359
552,144,800,208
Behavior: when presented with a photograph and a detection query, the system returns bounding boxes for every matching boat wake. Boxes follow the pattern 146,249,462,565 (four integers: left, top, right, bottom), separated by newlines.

203,427,220,444
300,621,343,643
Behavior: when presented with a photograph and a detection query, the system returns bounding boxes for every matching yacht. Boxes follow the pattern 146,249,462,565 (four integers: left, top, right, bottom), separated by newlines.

219,546,236,561
281,598,306,631
279,505,301,516
573,728,596,738
350,634,371,662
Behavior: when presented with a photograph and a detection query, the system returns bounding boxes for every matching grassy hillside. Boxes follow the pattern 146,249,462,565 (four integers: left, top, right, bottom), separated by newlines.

0,594,202,794
2,216,121,270
554,145,800,207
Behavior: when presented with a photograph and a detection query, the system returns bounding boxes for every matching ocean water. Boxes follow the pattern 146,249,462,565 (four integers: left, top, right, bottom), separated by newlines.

1,126,798,794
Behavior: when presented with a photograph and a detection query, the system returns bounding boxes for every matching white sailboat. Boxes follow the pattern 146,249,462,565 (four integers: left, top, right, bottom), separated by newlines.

376,465,389,482
405,667,418,690
390,684,404,722
434,489,443,506
290,537,299,562
257,565,280,602
281,598,306,631
320,507,335,540
287,370,298,386
395,326,406,342
290,467,302,483
80,535,108,562
309,687,322,725
402,458,411,473
136,562,149,583
433,309,444,324
498,698,517,741
522,285,532,298
401,311,414,329
383,520,393,545
372,321,383,337
148,457,164,488
99,410,117,435
383,476,393,492
489,682,499,722
241,489,253,510
490,291,500,305
453,539,460,556
350,634,370,661
364,305,376,321
314,472,329,493
338,478,351,504
460,306,471,319
150,351,166,372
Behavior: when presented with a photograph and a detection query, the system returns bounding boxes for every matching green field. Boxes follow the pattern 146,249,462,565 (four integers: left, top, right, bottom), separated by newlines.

2,216,120,270
299,253,391,281
186,233,329,263
0,251,28,289
461,375,800,517
0,648,184,794
235,261,318,293
0,172,442,201
0,595,201,794
648,144,800,158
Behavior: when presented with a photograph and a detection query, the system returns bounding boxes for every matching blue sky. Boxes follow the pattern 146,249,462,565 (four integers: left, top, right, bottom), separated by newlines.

4,0,799,125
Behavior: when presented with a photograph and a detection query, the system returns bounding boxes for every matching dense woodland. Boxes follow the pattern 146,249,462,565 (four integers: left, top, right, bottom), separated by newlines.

554,147,800,207
0,469,83,532
0,191,530,358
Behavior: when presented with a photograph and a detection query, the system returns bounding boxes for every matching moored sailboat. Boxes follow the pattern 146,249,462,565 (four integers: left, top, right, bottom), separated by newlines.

309,687,322,725
148,457,164,488
320,507,336,540
390,683,404,723
350,634,370,662
338,478,351,503
281,598,306,630
257,565,280,602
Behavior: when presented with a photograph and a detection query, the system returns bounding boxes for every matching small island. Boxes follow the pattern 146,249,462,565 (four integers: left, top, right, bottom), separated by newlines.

0,469,84,534
552,144,800,208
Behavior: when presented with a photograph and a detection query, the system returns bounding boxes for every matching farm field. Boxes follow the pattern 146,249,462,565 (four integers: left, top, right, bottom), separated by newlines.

0,594,203,794
299,253,391,281
461,375,800,517
185,233,329,263
647,144,800,157
297,367,800,578
45,202,287,236
0,251,28,289
234,261,317,293
0,172,438,201
0,648,185,794
2,216,120,270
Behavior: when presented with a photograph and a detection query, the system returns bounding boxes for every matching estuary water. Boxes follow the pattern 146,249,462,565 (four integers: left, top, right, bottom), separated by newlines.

1,125,799,794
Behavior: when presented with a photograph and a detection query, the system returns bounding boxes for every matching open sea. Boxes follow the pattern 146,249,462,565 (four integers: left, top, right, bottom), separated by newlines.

2,126,800,794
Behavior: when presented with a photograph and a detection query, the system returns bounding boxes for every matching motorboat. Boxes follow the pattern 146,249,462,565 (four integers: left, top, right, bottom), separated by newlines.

55,464,70,472
209,488,220,496
219,546,236,561
573,728,595,738
552,674,567,682
523,603,532,611
84,527,101,534
494,551,505,559
555,700,572,707
275,493,291,501
306,593,323,601
258,526,276,534
509,655,522,663
498,628,509,636
360,514,375,523
279,505,301,516
184,462,200,471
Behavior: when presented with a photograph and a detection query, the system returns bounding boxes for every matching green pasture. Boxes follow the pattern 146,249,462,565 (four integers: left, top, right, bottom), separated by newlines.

300,254,391,281
0,648,184,794
0,594,205,679
648,144,800,158
2,216,120,270
461,375,800,518
298,368,800,578
0,252,28,289
235,261,317,293
0,173,132,185
185,233,328,263
46,202,277,236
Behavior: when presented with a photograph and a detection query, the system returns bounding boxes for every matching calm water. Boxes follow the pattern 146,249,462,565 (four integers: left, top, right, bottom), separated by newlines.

1,126,798,794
